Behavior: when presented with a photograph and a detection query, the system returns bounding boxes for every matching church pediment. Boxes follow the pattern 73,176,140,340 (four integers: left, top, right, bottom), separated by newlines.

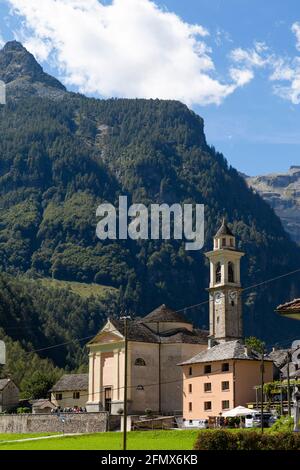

88,320,124,346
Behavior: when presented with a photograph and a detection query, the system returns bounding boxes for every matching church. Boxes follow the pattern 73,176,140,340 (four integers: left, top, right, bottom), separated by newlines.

86,304,208,414
86,219,274,417
180,220,273,422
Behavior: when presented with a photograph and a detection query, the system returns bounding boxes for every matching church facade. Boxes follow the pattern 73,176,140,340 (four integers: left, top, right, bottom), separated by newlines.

180,220,273,422
86,305,208,414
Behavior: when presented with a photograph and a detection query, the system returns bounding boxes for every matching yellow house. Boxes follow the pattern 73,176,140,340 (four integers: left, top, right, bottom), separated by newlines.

50,373,88,409
86,305,208,414
180,341,273,422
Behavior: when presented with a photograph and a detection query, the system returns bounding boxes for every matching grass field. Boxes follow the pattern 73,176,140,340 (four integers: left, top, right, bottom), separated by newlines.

0,430,199,450
38,278,118,300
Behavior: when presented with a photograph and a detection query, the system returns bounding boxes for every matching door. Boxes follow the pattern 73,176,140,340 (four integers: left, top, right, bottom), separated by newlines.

104,387,112,413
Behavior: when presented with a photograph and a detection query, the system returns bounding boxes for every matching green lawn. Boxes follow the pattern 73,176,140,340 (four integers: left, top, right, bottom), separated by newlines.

0,430,199,450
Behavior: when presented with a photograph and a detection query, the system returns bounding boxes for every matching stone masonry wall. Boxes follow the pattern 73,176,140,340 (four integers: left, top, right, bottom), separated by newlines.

0,412,109,434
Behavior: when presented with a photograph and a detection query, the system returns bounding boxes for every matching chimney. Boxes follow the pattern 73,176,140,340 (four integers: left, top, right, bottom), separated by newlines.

208,338,217,349
244,345,250,357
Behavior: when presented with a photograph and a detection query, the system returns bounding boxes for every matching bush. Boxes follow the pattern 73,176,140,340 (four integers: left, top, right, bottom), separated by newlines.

270,416,294,433
194,430,300,450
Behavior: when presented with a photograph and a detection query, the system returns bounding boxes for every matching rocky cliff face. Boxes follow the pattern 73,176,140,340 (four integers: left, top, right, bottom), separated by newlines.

246,167,300,245
0,41,66,99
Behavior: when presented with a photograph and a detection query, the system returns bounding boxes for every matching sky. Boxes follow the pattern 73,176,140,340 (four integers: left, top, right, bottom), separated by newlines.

0,0,299,176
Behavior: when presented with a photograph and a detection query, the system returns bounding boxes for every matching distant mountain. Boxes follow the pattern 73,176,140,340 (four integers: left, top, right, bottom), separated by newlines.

0,41,66,99
246,167,300,245
0,39,300,366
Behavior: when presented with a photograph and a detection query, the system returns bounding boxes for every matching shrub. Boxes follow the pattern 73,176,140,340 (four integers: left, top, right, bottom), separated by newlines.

270,416,294,433
194,430,300,451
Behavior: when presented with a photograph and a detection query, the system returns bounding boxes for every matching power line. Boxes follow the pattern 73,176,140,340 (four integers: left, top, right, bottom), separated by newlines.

1,265,300,357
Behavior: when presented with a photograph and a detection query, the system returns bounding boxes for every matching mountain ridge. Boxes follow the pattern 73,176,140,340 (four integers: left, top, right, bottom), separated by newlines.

0,40,299,364
0,41,66,99
246,166,300,245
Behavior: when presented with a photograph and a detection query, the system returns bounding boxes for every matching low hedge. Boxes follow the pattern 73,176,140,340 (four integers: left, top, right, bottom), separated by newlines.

194,430,300,450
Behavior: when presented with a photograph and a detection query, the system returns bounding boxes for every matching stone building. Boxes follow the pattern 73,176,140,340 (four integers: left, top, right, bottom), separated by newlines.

50,374,88,409
181,220,274,423
86,305,208,414
0,378,19,412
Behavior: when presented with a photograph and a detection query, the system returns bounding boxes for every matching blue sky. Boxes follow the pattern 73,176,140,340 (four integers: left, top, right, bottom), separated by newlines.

0,0,300,176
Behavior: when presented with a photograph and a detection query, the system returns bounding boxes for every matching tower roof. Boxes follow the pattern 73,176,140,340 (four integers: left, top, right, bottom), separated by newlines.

214,218,234,238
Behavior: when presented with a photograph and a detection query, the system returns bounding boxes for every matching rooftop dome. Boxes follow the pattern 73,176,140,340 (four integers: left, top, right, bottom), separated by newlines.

143,304,190,323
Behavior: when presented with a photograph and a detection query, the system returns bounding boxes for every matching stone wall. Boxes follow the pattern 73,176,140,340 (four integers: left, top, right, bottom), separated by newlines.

0,412,109,434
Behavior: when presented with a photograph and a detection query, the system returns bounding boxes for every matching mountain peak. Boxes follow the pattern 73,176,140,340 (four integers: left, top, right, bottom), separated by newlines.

0,41,66,99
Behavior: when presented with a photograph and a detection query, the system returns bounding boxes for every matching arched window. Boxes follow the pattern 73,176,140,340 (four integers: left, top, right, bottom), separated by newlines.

135,358,146,366
216,262,221,284
228,262,235,283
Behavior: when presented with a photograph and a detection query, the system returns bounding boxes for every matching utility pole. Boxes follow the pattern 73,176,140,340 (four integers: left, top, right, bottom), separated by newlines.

121,313,131,451
260,347,265,434
287,351,292,417
280,372,284,416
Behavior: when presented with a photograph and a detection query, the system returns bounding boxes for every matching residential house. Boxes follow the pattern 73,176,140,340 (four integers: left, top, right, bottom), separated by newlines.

276,299,300,321
50,374,88,409
31,399,56,414
0,378,19,412
180,340,273,422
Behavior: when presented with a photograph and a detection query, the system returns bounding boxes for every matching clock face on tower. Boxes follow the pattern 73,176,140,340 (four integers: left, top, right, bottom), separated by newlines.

215,291,223,305
229,291,237,301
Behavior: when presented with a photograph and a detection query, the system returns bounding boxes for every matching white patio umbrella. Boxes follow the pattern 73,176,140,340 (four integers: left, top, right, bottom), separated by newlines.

222,406,259,418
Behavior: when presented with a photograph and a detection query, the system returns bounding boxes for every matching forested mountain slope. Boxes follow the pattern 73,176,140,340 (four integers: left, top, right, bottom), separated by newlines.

0,40,300,380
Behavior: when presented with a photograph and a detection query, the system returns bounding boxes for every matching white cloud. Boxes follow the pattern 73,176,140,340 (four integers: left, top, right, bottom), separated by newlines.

292,22,300,51
230,31,300,105
0,32,5,49
7,0,247,105
230,42,269,68
229,67,254,87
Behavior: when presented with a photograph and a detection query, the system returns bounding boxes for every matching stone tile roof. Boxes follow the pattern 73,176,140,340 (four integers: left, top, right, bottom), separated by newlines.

31,399,56,409
0,378,10,391
50,374,88,392
276,298,300,314
179,340,273,365
215,219,234,237
110,318,159,343
143,304,189,324
268,349,291,369
89,315,208,346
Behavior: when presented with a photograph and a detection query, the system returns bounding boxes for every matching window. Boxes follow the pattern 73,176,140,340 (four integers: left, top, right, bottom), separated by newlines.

204,383,212,392
222,363,230,372
204,364,211,374
228,262,235,283
73,391,80,400
189,367,193,376
135,358,146,366
222,238,226,247
204,401,212,411
188,384,192,394
55,393,62,401
230,238,234,247
216,262,221,284
189,402,192,412
222,400,230,410
222,381,230,391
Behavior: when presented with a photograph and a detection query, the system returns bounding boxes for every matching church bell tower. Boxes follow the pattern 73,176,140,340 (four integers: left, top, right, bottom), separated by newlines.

205,219,245,343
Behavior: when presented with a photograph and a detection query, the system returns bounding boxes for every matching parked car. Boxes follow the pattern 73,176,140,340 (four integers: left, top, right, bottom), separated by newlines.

184,419,209,429
245,413,275,428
